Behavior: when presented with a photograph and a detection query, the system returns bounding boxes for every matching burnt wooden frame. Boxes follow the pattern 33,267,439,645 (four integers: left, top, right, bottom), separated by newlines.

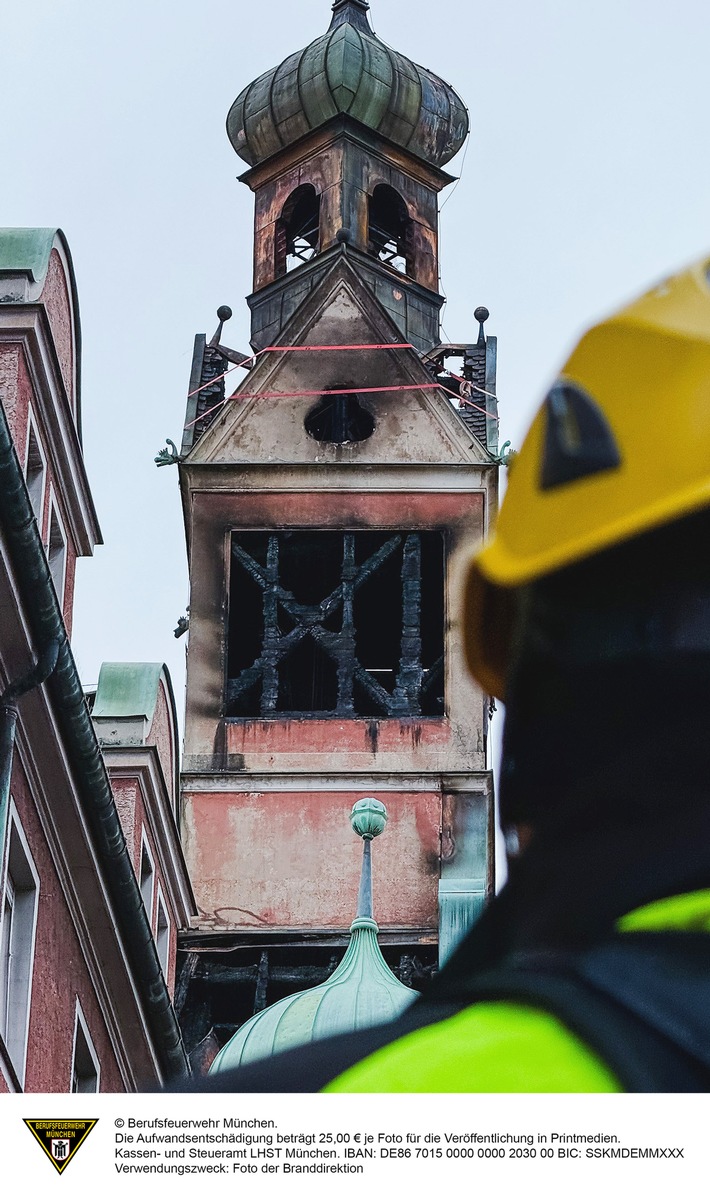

226,530,444,719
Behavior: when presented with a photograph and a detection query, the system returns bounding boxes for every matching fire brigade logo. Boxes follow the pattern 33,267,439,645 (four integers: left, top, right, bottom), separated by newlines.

23,1118,98,1175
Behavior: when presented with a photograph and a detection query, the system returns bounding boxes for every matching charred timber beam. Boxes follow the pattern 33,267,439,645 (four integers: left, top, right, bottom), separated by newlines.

261,537,280,712
336,533,356,715
393,533,422,715
187,964,337,988
254,950,270,1012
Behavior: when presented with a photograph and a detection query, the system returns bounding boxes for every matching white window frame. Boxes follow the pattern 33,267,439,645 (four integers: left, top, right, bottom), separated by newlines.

154,885,170,978
70,999,100,1093
24,415,46,535
139,832,155,926
0,802,40,1088
46,490,67,608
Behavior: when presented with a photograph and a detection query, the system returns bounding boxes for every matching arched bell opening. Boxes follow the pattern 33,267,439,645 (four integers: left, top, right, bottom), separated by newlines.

368,184,413,277
304,392,375,444
275,184,321,277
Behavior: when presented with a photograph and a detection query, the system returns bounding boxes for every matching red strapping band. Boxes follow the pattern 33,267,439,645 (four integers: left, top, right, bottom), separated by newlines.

185,379,498,430
186,342,414,399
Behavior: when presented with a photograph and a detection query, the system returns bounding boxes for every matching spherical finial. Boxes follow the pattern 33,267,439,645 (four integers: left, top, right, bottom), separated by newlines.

351,797,387,840
336,227,352,244
474,306,489,324
217,305,233,322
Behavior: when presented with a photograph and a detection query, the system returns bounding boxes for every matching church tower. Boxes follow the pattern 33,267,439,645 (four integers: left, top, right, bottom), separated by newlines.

176,0,499,1062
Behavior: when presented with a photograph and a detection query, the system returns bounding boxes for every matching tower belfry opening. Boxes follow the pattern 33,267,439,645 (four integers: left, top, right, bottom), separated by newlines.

276,185,321,277
368,185,412,276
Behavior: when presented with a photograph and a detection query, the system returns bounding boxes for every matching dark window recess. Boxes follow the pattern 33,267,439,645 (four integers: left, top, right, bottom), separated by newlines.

275,185,320,277
227,531,445,718
368,184,413,276
305,392,375,444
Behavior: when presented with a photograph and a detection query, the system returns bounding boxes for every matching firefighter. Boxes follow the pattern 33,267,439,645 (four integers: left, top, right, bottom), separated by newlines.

191,257,710,1092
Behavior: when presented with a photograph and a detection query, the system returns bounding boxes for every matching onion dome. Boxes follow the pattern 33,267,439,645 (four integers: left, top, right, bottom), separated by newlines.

227,0,469,169
209,799,418,1073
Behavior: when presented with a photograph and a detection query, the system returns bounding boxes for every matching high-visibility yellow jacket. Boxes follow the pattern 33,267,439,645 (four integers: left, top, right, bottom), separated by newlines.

325,891,710,1093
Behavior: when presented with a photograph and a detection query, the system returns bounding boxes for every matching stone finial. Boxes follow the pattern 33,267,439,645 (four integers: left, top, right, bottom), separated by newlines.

209,305,233,348
474,305,489,346
351,797,387,840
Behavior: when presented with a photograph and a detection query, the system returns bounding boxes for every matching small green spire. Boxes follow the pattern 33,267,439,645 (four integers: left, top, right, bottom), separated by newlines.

351,797,386,921
329,0,372,32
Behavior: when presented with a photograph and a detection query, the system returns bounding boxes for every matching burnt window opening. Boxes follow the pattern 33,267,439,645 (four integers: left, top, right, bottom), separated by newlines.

275,185,320,277
227,530,445,719
368,185,413,277
305,392,375,444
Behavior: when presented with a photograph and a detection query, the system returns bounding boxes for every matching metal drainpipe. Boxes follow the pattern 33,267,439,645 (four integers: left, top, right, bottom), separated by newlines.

0,639,59,861
0,405,189,1082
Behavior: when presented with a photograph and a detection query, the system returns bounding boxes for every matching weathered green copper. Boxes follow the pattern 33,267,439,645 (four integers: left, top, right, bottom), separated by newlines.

0,229,84,428
209,798,417,1072
350,796,387,840
0,228,58,283
227,1,468,169
155,438,181,467
93,662,164,723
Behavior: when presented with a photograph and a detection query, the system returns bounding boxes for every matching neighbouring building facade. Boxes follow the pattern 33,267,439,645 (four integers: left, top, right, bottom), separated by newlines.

0,228,194,1092
174,0,499,1065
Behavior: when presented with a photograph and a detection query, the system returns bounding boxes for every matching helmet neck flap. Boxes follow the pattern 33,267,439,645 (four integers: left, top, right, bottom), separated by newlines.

500,508,710,834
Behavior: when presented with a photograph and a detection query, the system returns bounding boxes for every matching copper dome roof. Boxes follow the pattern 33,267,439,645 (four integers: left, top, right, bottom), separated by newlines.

227,0,469,169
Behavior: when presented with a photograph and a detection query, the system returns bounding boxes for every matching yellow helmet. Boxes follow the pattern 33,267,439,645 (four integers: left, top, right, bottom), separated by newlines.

466,256,710,700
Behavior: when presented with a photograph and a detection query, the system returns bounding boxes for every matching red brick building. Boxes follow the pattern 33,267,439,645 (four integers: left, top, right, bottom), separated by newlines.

0,228,193,1092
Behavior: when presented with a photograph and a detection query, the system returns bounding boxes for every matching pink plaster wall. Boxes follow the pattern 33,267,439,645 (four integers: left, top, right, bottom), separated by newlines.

113,777,140,869
109,770,178,995
10,757,125,1092
148,679,176,812
226,717,450,760
0,346,78,631
0,345,22,449
62,549,76,637
198,488,482,530
184,789,441,931
40,250,75,409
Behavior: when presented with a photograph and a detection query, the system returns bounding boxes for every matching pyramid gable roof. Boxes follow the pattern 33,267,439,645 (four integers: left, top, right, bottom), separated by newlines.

186,256,492,469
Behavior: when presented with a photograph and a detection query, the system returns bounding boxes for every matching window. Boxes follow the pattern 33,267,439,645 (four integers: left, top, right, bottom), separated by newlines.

0,807,40,1085
47,504,67,605
139,835,154,925
227,530,445,718
24,421,46,530
275,185,320,276
155,889,170,978
368,185,413,276
71,1002,100,1092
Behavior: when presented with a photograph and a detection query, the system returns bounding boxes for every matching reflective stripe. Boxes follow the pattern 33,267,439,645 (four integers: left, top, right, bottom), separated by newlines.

618,889,710,933
325,1002,620,1093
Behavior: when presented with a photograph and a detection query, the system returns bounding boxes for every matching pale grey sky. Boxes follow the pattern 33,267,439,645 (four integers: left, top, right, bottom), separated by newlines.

2,0,710,756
